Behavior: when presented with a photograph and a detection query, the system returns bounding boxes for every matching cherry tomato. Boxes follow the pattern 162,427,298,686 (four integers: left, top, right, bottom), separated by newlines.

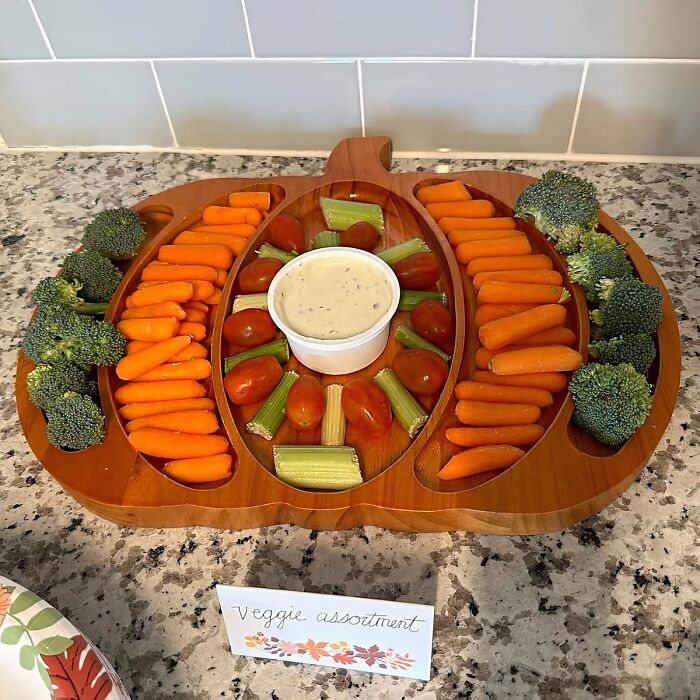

393,252,441,290
286,375,325,431
268,214,305,253
340,222,379,252
224,356,282,406
223,309,276,348
239,258,283,293
411,299,454,349
341,379,392,436
393,349,449,396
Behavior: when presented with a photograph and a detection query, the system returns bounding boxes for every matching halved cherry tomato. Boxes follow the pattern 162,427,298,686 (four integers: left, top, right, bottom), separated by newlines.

286,375,324,430
223,309,276,348
340,222,379,252
393,252,441,290
393,349,449,396
239,258,283,293
268,214,305,253
411,299,454,349
341,379,392,435
224,356,282,405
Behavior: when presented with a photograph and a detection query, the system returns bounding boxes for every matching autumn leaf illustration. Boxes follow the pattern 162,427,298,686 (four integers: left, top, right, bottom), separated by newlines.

0,586,10,628
331,651,356,665
353,644,386,667
389,652,415,670
299,639,330,661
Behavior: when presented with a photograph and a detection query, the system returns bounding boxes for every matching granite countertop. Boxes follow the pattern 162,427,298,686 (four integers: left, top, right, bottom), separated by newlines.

0,152,698,700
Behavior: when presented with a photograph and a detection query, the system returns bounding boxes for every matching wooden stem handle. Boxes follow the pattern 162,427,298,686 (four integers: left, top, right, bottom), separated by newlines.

324,137,393,182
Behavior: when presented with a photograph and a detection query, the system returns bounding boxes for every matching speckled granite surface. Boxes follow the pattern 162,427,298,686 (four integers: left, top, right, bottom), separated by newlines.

0,152,698,700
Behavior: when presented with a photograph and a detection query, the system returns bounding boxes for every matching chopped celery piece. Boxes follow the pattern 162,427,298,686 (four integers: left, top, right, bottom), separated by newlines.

376,238,429,266
398,290,447,311
224,338,289,373
395,323,450,362
232,293,268,313
273,445,362,490
321,384,345,446
258,243,298,264
311,230,341,249
246,371,298,440
374,368,428,439
320,197,384,233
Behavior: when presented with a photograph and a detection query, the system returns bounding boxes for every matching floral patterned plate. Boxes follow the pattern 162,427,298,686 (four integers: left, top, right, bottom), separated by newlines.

0,574,129,699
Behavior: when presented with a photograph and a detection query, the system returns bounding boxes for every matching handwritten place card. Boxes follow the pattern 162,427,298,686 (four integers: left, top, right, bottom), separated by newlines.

217,585,434,680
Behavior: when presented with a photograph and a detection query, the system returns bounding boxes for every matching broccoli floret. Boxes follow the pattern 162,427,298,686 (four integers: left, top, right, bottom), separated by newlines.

82,207,146,260
62,250,122,303
588,334,657,375
591,278,663,338
514,170,599,253
569,363,652,446
33,277,108,315
46,392,105,450
26,363,97,411
567,247,634,301
23,304,126,369
579,230,619,253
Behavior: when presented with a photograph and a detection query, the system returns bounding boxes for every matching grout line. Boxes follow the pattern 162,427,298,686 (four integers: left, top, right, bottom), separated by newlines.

239,0,256,58
470,0,479,58
356,61,366,137
150,61,179,148
26,0,56,59
566,61,589,154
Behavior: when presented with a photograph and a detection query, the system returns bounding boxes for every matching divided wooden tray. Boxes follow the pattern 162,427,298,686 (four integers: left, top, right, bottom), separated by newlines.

15,137,681,534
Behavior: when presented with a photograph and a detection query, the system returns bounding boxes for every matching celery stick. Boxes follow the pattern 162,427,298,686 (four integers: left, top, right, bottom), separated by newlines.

258,243,298,264
398,290,447,311
311,230,341,249
246,371,298,440
394,324,451,362
224,338,289,373
374,368,428,439
376,238,429,266
321,384,345,446
320,197,384,233
232,293,268,313
273,445,362,490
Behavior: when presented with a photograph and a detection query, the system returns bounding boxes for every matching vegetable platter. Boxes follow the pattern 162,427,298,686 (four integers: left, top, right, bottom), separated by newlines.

15,137,680,534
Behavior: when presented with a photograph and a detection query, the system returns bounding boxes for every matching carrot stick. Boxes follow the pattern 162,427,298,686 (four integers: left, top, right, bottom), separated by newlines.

126,340,153,355
114,379,206,404
121,302,186,321
446,424,545,448
119,397,215,420
471,369,569,393
228,191,271,211
478,281,569,305
478,304,566,350
203,289,222,306
467,255,553,277
472,269,563,290
185,280,214,301
512,326,577,347
142,263,217,283
456,400,541,426
175,230,250,255
193,224,257,238
438,445,525,480
158,244,233,270
448,229,522,246
186,301,208,312
126,410,218,434
136,358,212,382
475,347,500,370
136,280,170,289
128,281,193,307
439,217,516,233
214,269,228,288
128,429,229,459
184,307,207,324
426,200,495,220
456,236,531,264
474,303,539,328
117,317,180,342
416,180,471,205
178,322,206,341
116,335,191,381
489,346,584,375
202,206,262,226
169,342,208,362
164,454,233,483
455,381,553,407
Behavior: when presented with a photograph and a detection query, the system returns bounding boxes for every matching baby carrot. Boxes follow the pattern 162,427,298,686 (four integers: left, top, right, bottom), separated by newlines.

164,454,233,483
126,340,153,355
142,263,217,283
475,347,500,370
456,236,531,264
117,317,180,342
136,358,212,382
169,342,208,362
478,304,566,350
416,180,471,205
174,230,249,254
121,302,186,321
471,369,569,393
489,346,584,375
203,289,222,306
474,303,539,328
128,281,194,308
158,244,233,270
116,335,191,381
439,217,516,233
126,410,219,434
185,280,215,301
512,326,577,347
472,269,563,290
119,397,215,420
426,200,495,220
467,255,553,277
446,424,545,448
448,229,521,246
128,429,229,459
478,281,570,305
193,224,258,238
186,301,208,312
178,322,206,341
202,206,262,226
438,445,525,480
184,307,207,324
114,379,206,404
214,269,228,288
228,191,271,210
455,381,553,407
456,400,541,426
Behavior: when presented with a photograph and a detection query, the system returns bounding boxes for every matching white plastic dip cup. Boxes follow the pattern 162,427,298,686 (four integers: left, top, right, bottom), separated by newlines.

267,248,400,375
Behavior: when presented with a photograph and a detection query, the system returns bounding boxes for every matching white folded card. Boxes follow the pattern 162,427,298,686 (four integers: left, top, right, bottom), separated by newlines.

217,585,434,680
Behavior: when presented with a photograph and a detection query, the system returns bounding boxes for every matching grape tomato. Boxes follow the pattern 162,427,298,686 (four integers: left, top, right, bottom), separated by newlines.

339,222,379,252
239,258,283,293
341,379,392,435
411,299,454,348
393,252,441,290
224,356,283,406
393,349,449,396
285,375,325,431
268,214,305,253
223,309,276,348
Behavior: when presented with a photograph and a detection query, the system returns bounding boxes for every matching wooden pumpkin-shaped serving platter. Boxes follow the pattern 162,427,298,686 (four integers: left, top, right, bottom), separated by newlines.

15,137,680,534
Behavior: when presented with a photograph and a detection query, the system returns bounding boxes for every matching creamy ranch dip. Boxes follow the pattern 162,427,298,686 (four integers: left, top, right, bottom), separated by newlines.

274,254,394,340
